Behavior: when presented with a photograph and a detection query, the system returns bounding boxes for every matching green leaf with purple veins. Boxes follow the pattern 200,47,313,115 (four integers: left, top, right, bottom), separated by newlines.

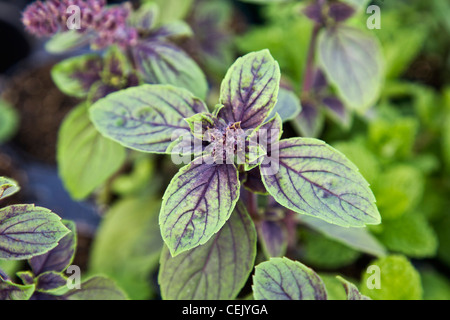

0,205,70,260
261,138,381,227
160,155,240,256
51,54,102,98
158,202,256,299
218,49,281,130
336,276,371,300
0,177,20,201
318,26,384,113
253,257,327,300
63,276,127,300
0,276,35,300
90,84,208,154
132,41,208,99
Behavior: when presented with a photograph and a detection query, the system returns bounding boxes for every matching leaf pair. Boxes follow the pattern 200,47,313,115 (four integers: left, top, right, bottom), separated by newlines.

252,257,370,300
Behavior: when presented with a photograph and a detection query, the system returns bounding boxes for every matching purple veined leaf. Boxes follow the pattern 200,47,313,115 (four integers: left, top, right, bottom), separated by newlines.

292,99,324,138
260,138,381,228
318,25,384,113
16,271,34,285
160,155,240,256
35,271,67,293
29,220,77,276
0,177,20,201
0,276,35,300
252,257,327,300
45,31,90,54
0,204,70,260
267,87,302,122
51,54,103,99
336,276,371,300
158,202,257,300
90,84,208,154
217,49,281,130
132,40,208,99
256,220,288,258
129,2,159,33
62,276,128,300
328,2,356,22
299,215,386,257
242,167,267,195
322,95,352,128
149,21,193,40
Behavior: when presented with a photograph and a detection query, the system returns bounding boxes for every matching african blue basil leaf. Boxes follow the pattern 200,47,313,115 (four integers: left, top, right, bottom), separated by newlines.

45,31,87,54
51,54,102,98
253,257,327,300
89,196,163,300
336,276,371,300
129,2,159,33
218,49,281,130
318,26,383,113
35,271,68,293
29,220,77,275
151,0,194,24
299,215,386,257
256,220,288,258
132,41,208,99
0,100,19,144
242,167,267,194
0,177,20,201
268,87,302,122
58,103,127,200
302,2,323,24
292,100,324,138
159,202,256,299
0,204,70,260
0,276,35,300
90,84,208,153
160,155,240,256
322,96,351,128
328,2,356,22
150,21,193,40
261,138,381,227
240,0,293,3
62,276,127,300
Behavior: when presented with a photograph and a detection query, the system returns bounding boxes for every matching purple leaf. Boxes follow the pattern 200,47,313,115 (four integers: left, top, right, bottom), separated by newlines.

328,2,356,23
90,84,208,154
159,202,257,299
217,50,281,130
292,100,324,138
160,155,240,256
302,3,324,25
252,257,327,300
257,220,288,258
29,220,77,275
35,271,67,293
242,167,267,194
149,21,193,40
132,40,208,99
260,138,381,227
322,95,351,128
0,276,35,300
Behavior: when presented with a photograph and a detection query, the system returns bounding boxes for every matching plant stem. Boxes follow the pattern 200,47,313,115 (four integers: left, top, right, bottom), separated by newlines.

246,191,259,221
302,23,321,95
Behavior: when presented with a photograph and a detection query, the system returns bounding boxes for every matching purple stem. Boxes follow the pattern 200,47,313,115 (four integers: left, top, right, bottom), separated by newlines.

301,23,321,95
